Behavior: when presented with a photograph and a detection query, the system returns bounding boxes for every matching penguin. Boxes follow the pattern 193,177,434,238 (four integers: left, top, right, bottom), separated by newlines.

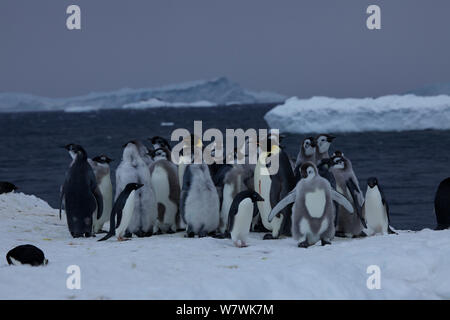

115,141,158,237
149,136,172,151
60,144,103,238
6,244,48,266
150,147,171,162
254,134,296,240
0,182,18,194
227,190,264,247
294,137,317,181
177,134,203,188
99,183,144,241
219,165,248,234
329,153,367,238
149,157,180,233
89,155,114,233
362,177,396,236
180,163,220,237
315,134,336,163
268,162,354,248
434,178,450,230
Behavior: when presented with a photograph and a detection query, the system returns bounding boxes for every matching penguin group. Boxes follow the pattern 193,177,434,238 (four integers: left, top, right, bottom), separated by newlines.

55,131,402,249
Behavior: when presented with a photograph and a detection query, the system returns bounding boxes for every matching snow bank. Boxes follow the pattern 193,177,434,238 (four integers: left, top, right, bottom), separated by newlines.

1,192,449,299
122,98,216,109
0,78,285,113
264,95,450,133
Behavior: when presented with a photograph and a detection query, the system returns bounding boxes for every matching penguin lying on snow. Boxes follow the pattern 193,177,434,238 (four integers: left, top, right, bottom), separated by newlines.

0,182,18,194
227,190,264,247
269,162,354,248
434,177,450,230
6,245,48,266
99,183,144,241
362,177,397,235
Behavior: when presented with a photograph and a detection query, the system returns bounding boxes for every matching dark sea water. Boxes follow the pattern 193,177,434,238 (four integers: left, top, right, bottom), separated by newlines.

0,104,448,231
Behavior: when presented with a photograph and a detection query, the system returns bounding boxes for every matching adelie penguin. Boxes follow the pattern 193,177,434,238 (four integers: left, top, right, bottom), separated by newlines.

89,155,114,233
99,183,144,241
362,177,396,236
60,144,103,238
0,182,18,194
434,177,450,230
227,190,264,248
6,244,48,266
268,162,354,248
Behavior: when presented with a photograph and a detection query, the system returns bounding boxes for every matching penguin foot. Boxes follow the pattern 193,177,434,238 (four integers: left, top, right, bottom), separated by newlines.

263,234,277,240
198,231,208,238
124,231,132,238
298,241,310,248
388,227,398,235
185,232,195,238
84,232,92,238
234,241,248,248
353,231,367,238
166,229,175,234
321,239,331,246
117,237,131,242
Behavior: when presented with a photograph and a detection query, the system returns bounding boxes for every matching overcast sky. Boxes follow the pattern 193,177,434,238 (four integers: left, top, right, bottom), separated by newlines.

1,0,449,98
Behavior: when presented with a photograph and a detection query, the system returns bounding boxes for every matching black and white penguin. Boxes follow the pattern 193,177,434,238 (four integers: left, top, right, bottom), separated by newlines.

227,190,264,247
268,162,354,248
60,144,103,238
89,155,114,233
315,134,336,163
294,137,317,181
180,163,220,237
149,147,171,161
6,244,48,266
254,134,296,240
149,156,180,233
362,177,396,235
115,141,158,237
0,182,18,194
330,153,367,238
99,183,144,241
434,177,450,230
149,136,172,151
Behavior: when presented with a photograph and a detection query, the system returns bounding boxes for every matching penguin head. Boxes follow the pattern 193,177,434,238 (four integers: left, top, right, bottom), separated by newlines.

302,137,316,156
300,162,317,180
250,191,264,203
332,150,344,158
149,136,172,151
330,155,345,169
150,147,169,161
92,155,113,164
316,134,336,153
0,182,18,193
125,183,144,191
367,177,378,189
70,144,87,160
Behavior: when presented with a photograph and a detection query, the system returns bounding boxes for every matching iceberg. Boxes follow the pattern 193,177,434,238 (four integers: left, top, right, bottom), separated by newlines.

264,95,450,133
0,77,285,113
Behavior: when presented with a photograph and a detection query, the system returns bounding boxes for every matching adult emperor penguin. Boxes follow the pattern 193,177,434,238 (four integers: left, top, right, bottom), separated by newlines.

6,244,48,266
294,137,317,181
330,154,367,237
99,183,144,241
0,182,18,194
149,156,180,233
254,133,296,240
362,177,396,236
180,163,220,237
227,190,264,247
434,177,450,230
60,145,103,238
268,162,354,248
315,134,336,163
116,141,158,237
89,155,114,233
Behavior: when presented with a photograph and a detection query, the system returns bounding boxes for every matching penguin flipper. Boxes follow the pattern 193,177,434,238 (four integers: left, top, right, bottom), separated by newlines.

346,180,367,228
98,232,114,241
59,188,64,220
93,187,103,220
268,189,296,223
331,190,354,213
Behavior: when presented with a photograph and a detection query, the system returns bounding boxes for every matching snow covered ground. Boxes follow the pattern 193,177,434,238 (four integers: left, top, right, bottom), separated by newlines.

1,192,449,300
264,95,450,133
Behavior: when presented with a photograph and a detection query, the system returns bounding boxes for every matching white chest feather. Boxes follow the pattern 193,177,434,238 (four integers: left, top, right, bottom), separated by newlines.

364,188,388,230
305,188,326,218
116,190,136,237
231,199,253,240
